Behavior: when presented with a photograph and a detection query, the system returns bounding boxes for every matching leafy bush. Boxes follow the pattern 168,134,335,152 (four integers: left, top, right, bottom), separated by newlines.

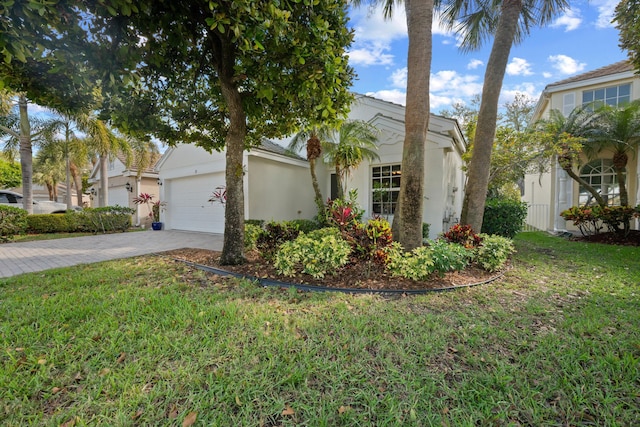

561,205,638,235
27,213,75,233
385,244,435,281
474,234,515,272
287,219,320,234
422,223,430,240
325,189,364,230
442,224,482,248
481,197,528,238
0,205,27,242
274,228,351,279
429,240,472,275
343,217,394,264
256,221,303,259
245,219,265,227
244,223,264,251
74,206,134,233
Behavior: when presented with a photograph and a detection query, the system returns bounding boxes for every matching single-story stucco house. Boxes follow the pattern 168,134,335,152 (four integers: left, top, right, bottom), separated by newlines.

155,94,467,239
522,60,640,233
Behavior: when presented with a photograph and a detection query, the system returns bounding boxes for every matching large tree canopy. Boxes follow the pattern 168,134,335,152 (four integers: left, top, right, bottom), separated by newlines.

614,0,640,73
84,0,355,264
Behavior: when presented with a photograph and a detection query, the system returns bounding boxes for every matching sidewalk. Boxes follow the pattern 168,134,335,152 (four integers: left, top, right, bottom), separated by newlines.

0,230,224,279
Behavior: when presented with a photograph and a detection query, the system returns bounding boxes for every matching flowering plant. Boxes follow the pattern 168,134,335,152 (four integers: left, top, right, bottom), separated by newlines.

133,193,166,223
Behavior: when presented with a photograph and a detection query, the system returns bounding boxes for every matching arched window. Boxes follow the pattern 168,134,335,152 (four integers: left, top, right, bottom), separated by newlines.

579,159,622,206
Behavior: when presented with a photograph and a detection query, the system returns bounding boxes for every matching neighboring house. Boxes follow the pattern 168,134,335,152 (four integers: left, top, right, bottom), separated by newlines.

523,60,639,232
9,183,86,205
156,94,467,238
88,153,161,227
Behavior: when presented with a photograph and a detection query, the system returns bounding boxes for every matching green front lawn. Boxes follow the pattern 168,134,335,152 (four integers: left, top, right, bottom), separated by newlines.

1,232,638,425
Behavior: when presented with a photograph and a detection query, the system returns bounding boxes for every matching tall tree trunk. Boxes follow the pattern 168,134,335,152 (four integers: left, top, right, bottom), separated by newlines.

460,0,522,232
308,158,325,216
558,158,606,207
99,155,109,206
613,151,628,206
70,162,84,206
335,164,345,200
18,94,33,214
219,47,247,265
64,123,72,210
392,0,433,251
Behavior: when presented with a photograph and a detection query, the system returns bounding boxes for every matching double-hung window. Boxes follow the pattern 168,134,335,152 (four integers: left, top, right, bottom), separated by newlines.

372,164,401,215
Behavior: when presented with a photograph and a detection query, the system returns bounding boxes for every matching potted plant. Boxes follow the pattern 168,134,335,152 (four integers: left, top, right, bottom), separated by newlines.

133,193,166,230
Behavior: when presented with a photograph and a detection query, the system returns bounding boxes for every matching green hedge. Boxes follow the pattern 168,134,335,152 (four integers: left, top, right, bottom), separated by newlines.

0,205,28,242
481,198,528,238
23,206,134,234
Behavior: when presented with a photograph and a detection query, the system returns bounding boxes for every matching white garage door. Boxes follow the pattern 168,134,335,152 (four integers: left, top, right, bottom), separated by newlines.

166,173,226,233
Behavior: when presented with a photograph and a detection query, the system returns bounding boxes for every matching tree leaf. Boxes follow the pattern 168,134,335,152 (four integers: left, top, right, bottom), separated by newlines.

182,411,198,427
282,405,295,416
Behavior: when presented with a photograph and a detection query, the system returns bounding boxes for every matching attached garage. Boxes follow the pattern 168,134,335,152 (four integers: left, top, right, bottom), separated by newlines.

156,141,317,234
165,173,225,233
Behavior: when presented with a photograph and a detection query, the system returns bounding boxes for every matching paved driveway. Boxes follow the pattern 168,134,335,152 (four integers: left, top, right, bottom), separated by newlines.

0,230,223,279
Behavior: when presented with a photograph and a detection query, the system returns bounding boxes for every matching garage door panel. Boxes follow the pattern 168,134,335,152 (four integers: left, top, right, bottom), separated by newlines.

167,174,225,233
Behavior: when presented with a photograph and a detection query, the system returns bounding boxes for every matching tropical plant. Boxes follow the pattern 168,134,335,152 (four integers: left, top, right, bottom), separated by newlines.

587,101,640,208
441,0,570,232
133,193,165,223
442,224,482,248
474,234,515,272
323,120,380,200
533,107,606,207
351,0,435,251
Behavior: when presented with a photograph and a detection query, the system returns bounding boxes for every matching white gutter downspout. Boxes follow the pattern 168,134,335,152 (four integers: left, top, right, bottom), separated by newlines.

135,177,141,227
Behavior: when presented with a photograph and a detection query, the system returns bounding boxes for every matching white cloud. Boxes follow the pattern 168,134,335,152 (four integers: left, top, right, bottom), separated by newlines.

551,8,582,31
366,89,406,106
430,70,483,97
542,71,553,79
390,67,407,88
501,83,541,105
548,54,586,75
350,4,407,43
592,0,618,29
467,59,484,70
506,57,533,76
348,43,395,66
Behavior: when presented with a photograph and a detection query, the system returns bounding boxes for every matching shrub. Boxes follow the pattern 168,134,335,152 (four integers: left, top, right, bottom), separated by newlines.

385,244,435,281
27,213,75,233
256,221,303,259
245,219,265,227
481,197,528,238
475,234,515,272
345,217,393,264
325,189,364,230
74,206,134,233
287,219,320,234
442,224,482,248
422,223,430,240
0,205,28,242
560,206,602,235
274,228,351,279
429,240,472,275
244,223,263,251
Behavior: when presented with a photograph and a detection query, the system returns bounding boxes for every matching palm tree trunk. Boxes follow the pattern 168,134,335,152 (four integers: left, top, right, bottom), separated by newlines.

99,155,109,206
560,161,606,207
335,164,345,200
70,162,84,206
613,151,628,206
392,0,434,251
460,0,522,232
308,158,325,215
18,94,33,214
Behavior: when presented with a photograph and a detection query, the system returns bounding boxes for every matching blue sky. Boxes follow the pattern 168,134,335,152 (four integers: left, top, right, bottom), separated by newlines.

347,0,629,112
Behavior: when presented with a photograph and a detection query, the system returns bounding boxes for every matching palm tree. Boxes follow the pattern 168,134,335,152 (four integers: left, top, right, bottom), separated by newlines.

287,127,332,217
534,107,606,207
323,120,380,200
587,101,640,207
351,0,434,250
440,0,569,232
0,93,60,213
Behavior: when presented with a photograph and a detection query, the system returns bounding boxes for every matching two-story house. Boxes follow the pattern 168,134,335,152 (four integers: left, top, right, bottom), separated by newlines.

523,60,639,233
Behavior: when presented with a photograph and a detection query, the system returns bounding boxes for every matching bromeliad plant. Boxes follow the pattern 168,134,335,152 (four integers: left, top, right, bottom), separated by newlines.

133,193,166,223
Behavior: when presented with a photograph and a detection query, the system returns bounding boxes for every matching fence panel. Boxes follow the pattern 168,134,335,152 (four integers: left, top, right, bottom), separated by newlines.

524,204,549,232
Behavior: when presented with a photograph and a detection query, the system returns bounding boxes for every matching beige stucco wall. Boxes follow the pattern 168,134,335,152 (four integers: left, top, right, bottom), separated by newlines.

246,155,317,222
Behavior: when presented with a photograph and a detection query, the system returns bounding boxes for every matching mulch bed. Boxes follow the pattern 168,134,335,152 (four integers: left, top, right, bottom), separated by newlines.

570,230,640,246
161,248,504,292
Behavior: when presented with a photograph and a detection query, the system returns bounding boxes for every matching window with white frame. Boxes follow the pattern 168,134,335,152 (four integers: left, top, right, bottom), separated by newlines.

582,83,631,109
372,164,401,215
562,93,575,116
579,159,622,206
